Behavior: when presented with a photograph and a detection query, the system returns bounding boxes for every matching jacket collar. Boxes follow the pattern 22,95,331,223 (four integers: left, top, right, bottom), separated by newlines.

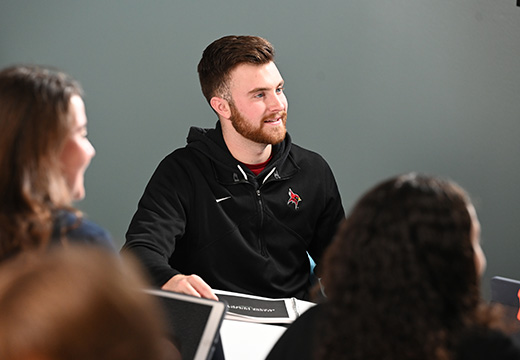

187,121,300,185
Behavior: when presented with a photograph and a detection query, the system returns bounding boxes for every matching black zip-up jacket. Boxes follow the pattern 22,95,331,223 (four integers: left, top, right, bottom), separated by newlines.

123,122,344,299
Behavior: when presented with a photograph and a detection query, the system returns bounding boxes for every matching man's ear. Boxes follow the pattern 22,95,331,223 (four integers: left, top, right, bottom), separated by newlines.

210,96,231,119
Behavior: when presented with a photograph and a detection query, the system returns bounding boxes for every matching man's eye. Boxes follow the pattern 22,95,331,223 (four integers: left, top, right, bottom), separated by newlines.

276,88,284,94
254,93,264,98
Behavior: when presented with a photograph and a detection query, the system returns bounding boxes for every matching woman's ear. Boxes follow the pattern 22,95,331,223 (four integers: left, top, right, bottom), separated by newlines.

210,96,231,119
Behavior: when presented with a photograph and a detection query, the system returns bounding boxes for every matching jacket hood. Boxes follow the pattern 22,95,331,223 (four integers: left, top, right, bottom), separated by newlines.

186,121,232,165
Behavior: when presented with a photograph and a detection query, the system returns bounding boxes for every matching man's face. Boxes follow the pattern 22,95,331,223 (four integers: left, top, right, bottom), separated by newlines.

227,61,288,145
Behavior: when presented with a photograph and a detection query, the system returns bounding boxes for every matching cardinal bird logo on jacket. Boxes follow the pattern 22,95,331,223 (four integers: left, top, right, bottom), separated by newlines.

287,188,302,210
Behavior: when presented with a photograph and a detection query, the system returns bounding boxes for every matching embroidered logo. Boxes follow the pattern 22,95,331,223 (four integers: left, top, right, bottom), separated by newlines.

287,188,302,209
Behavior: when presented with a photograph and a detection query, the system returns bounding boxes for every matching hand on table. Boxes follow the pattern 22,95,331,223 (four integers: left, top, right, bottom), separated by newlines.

162,274,218,301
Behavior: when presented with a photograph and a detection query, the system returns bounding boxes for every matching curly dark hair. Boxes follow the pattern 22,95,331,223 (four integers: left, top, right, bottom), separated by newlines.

314,173,491,360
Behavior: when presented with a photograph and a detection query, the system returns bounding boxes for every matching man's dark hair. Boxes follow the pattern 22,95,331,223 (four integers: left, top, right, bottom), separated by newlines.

197,35,275,103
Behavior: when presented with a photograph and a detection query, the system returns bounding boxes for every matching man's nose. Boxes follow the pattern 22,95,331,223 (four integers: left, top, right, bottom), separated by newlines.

268,93,286,112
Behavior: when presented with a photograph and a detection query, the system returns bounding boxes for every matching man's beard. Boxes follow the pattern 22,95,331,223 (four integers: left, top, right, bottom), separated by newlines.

229,102,287,145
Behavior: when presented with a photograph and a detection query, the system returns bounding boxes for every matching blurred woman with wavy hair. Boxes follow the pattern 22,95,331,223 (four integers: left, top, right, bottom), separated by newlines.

267,173,520,360
0,65,114,261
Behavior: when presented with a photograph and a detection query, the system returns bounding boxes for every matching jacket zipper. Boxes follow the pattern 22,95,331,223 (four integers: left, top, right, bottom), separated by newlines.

255,167,278,256
256,189,267,256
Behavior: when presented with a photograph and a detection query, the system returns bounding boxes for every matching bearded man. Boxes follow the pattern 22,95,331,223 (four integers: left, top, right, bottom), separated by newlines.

123,35,345,300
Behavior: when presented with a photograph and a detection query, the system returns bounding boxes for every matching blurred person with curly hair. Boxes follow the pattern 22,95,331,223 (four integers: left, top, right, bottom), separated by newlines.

267,173,520,360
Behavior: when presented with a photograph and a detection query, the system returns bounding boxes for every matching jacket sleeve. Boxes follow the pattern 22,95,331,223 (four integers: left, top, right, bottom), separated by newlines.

122,154,190,287
307,163,345,277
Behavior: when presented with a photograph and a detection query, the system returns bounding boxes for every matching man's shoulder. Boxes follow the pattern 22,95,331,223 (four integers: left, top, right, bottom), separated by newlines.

290,143,323,156
159,146,203,165
288,143,330,167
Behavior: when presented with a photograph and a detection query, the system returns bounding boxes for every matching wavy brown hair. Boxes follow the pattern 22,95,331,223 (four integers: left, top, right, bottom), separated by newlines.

197,35,275,103
0,65,83,260
314,173,496,360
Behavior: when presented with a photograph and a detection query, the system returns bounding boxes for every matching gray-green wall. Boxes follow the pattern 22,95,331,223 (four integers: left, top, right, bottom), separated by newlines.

2,1,519,298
